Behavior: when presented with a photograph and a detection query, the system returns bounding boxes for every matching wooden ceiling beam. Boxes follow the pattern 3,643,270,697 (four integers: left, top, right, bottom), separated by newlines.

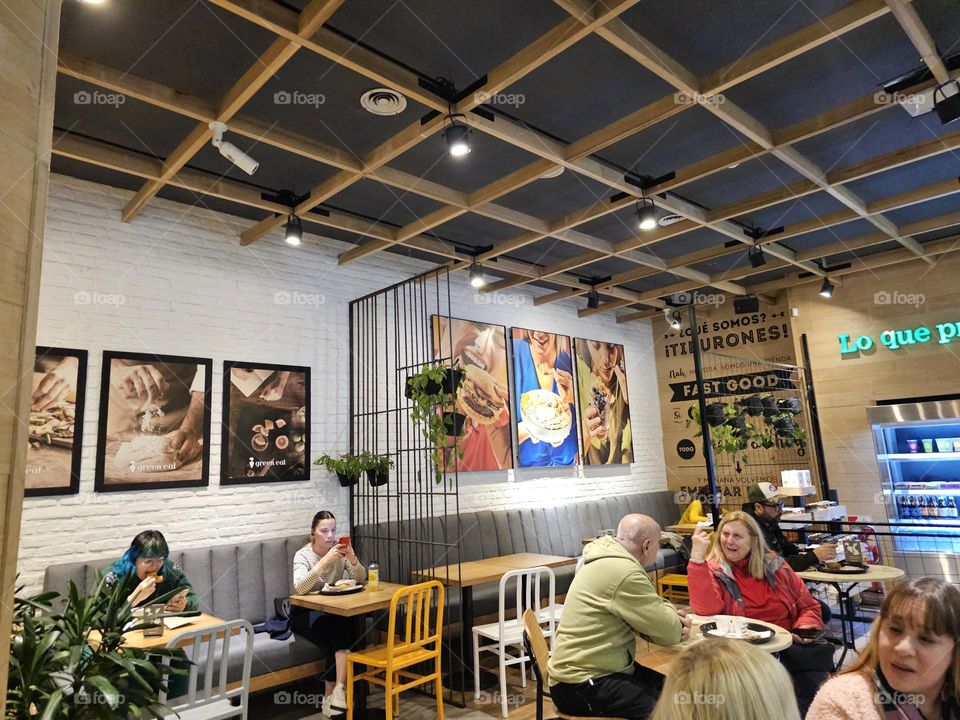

884,0,951,83
120,0,344,223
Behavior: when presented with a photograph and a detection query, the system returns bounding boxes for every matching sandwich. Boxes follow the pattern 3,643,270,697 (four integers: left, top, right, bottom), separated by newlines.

458,365,507,426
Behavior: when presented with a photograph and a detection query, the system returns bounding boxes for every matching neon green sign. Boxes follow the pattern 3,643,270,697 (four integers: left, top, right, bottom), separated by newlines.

839,321,960,356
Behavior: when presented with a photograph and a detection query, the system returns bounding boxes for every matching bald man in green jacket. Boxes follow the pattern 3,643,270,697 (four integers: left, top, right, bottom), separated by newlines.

548,514,690,719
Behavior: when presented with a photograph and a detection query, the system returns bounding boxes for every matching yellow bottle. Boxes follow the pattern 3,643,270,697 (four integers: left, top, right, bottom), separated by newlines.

367,562,379,591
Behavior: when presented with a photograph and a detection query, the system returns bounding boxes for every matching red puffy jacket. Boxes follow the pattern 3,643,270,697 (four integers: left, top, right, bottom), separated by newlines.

687,554,823,631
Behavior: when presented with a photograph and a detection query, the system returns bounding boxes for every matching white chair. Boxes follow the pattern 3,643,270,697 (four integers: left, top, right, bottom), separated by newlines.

473,566,557,718
159,619,254,720
543,556,583,624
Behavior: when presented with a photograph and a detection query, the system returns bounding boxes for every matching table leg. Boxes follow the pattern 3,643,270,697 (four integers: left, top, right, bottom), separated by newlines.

831,582,859,671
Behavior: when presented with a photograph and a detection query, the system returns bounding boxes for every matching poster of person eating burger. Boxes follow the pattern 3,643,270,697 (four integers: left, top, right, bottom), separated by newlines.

573,338,633,465
511,328,580,467
432,316,513,472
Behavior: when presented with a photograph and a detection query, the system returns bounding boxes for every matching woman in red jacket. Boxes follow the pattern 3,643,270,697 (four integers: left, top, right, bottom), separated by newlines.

687,510,829,714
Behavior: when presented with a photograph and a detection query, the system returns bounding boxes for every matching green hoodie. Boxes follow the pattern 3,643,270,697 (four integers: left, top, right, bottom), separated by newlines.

547,535,682,685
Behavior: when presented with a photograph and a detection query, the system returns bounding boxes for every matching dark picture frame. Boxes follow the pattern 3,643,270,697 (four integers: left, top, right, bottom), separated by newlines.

220,361,311,485
432,315,515,472
94,351,212,492
26,346,88,497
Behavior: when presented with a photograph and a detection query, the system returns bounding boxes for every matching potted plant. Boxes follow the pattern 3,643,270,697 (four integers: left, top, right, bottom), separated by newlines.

314,453,365,487
8,576,184,719
359,451,394,487
405,361,465,483
688,404,752,463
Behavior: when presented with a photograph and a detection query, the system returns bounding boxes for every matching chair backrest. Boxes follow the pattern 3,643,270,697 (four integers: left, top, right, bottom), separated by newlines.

522,608,550,684
386,580,444,656
575,555,585,575
498,565,556,632
160,619,254,714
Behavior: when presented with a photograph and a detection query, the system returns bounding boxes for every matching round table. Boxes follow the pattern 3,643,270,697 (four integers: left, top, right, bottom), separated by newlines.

796,563,905,668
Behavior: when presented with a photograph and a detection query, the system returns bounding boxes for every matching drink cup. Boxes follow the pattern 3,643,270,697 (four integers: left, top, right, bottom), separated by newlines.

906,439,919,453
937,439,953,453
922,439,934,453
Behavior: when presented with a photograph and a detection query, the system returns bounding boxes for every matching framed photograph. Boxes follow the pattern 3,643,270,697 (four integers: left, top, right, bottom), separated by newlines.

573,338,633,465
221,361,310,485
26,346,88,496
511,328,580,467
432,315,514,472
94,351,212,492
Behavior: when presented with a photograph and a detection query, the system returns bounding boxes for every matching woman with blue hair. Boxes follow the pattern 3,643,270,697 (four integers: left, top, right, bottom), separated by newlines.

106,530,199,612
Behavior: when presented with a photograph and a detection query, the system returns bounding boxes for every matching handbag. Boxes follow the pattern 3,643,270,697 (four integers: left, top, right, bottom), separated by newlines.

779,639,835,673
274,596,291,621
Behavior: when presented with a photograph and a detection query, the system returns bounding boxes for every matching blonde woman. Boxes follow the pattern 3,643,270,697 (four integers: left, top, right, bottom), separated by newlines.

688,510,827,713
651,638,802,720
806,577,960,720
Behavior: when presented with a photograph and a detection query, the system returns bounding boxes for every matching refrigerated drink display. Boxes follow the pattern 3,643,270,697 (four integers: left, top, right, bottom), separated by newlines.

868,398,960,554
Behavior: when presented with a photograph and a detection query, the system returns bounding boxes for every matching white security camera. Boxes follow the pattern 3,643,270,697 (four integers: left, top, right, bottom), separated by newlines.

663,307,682,330
208,121,259,175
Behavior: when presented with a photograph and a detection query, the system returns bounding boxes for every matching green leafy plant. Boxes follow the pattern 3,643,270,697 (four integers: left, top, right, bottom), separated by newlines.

405,361,465,483
688,403,752,463
314,453,365,486
359,451,394,486
7,575,185,720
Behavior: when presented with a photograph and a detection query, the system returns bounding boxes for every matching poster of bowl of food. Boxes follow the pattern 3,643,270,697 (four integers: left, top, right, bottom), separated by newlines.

573,338,632,465
26,346,88,496
511,328,579,467
95,352,212,491
221,362,309,484
432,316,513,472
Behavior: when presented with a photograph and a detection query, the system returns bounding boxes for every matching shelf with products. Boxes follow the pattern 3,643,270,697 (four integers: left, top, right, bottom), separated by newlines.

893,483,960,493
882,452,960,461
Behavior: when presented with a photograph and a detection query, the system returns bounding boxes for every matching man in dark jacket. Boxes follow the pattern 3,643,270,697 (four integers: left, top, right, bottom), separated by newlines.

742,482,836,571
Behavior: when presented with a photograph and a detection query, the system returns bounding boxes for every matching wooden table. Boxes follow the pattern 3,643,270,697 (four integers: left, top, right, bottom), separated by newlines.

291,582,408,719
90,612,228,651
412,553,576,691
665,523,699,535
797,563,904,668
636,614,792,675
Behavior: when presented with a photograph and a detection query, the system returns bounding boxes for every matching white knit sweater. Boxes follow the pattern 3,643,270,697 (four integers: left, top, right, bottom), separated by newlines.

292,545,366,595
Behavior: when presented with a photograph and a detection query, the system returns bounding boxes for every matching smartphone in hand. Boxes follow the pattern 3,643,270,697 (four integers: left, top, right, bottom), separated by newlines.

338,535,350,547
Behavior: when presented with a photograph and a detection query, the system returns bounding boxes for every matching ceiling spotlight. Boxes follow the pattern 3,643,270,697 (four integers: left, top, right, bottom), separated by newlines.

209,121,259,175
586,289,600,310
637,197,657,231
934,82,960,125
663,307,682,330
469,261,486,288
748,244,767,268
819,276,835,298
283,215,302,246
444,115,471,157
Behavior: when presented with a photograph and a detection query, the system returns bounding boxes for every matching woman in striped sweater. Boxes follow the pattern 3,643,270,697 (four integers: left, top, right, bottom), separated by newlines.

292,510,366,718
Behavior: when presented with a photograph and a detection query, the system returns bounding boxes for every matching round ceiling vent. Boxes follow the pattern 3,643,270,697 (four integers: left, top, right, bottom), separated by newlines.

658,213,684,226
360,88,407,116
540,165,564,179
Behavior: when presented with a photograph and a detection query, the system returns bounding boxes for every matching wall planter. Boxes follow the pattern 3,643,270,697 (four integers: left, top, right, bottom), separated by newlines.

405,362,465,483
314,453,364,487
404,366,464,400
359,451,393,487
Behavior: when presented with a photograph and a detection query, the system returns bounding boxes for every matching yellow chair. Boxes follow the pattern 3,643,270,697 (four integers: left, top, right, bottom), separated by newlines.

657,573,690,602
346,580,445,720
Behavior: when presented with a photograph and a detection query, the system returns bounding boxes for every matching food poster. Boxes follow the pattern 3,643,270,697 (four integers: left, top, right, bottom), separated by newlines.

573,338,633,465
221,362,309,484
94,352,212,491
652,299,816,509
511,328,579,467
432,316,513,471
26,347,88,496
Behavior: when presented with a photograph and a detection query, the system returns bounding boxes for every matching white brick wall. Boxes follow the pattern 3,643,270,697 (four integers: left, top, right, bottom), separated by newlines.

16,174,666,592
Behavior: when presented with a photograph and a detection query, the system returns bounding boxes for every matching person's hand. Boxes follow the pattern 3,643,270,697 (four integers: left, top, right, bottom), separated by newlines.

690,526,712,562
32,357,79,411
813,544,838,563
165,590,188,612
791,626,819,644
127,576,157,607
676,608,692,640
553,368,574,405
116,365,168,406
343,543,358,564
259,371,290,402
611,363,628,404
165,428,201,464
584,405,608,443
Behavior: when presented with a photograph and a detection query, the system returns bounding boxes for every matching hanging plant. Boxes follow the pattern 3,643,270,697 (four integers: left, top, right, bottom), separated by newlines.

777,396,803,415
406,361,466,484
760,393,778,417
740,394,764,417
314,453,365,487
687,404,751,463
358,451,394,487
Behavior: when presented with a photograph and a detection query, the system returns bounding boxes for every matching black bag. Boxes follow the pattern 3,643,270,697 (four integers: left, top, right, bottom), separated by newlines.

779,640,835,673
274,596,291,621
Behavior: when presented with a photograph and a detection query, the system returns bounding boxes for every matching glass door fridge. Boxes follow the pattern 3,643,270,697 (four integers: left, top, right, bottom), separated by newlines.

867,398,960,554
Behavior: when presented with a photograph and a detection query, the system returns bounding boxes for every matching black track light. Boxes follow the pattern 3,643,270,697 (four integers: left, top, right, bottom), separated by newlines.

586,289,600,309
444,115,471,157
819,277,835,298
934,82,960,125
469,261,486,288
283,215,302,246
748,244,766,268
637,197,657,231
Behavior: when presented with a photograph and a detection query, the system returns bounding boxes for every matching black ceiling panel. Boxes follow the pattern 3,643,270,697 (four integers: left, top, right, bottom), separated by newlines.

844,154,960,204
884,193,960,227
327,178,444,228
496,167,613,218
730,191,849,232
680,156,805,210
779,219,877,253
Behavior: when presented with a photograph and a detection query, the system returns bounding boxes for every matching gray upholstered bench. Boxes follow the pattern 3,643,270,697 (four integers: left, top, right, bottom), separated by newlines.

42,533,324,692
